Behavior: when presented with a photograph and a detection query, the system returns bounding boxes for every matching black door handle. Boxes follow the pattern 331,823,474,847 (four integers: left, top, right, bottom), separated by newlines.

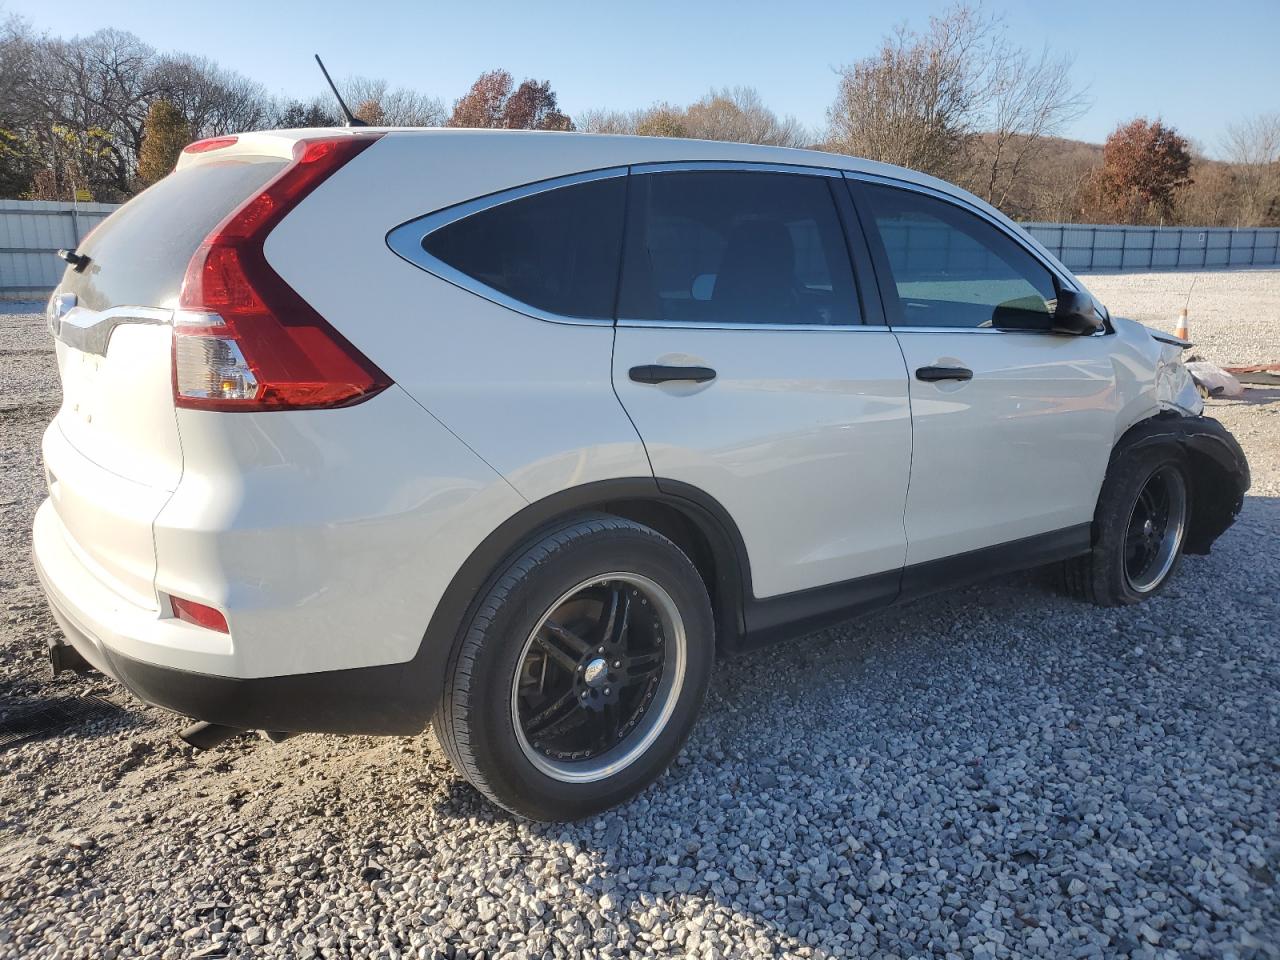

629,364,717,384
915,365,973,383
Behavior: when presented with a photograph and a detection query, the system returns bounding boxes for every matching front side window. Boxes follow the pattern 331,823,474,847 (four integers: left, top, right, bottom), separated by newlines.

618,171,861,326
861,183,1057,329
421,175,626,319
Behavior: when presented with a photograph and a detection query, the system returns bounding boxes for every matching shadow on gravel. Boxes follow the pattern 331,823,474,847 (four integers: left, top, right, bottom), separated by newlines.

416,499,1278,957
0,687,124,751
1226,387,1280,407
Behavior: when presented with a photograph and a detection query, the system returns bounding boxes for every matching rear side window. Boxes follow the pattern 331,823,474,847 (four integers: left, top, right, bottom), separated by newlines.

617,171,861,326
64,158,287,312
861,183,1057,329
421,175,627,320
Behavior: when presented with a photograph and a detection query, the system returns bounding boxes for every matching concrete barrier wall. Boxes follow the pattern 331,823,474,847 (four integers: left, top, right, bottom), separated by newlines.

1023,223,1280,273
0,199,120,299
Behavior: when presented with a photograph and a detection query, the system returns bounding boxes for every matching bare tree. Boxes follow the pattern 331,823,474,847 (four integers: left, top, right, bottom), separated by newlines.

151,54,271,138
341,76,445,127
682,87,807,146
827,2,1087,211
578,88,805,146
827,4,999,178
1222,112,1280,226
969,46,1088,208
22,29,159,198
576,108,639,135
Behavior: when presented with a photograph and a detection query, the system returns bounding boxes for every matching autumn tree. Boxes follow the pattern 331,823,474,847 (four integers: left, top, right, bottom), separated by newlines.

634,105,687,139
503,79,571,131
1097,118,1192,223
448,70,571,130
136,100,190,185
354,98,385,126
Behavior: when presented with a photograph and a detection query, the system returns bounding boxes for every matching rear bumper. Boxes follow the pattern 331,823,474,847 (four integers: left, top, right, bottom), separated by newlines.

34,498,435,735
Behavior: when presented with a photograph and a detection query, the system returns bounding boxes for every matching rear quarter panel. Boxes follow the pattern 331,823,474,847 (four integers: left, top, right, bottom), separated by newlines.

263,133,654,504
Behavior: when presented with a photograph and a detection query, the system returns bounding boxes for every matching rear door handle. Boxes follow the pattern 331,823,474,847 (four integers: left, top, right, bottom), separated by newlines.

629,364,717,384
915,365,973,383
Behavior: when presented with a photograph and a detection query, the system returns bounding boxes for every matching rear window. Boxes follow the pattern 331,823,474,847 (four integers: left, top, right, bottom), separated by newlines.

421,175,627,320
63,158,287,311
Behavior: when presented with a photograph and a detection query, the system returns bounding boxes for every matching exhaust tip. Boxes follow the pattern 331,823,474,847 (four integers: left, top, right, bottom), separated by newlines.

179,721,243,751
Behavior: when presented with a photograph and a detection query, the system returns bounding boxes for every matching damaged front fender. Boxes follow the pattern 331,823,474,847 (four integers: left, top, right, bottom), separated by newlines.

1152,334,1204,416
1113,413,1251,554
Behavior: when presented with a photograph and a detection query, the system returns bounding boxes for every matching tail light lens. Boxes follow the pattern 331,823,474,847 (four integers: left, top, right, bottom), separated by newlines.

174,135,392,411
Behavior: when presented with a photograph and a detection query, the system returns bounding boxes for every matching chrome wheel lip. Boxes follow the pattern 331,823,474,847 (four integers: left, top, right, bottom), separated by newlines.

511,572,686,784
1123,465,1188,594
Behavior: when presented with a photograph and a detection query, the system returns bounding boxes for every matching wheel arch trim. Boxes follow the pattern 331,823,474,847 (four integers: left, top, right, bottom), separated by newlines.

1106,413,1250,555
414,477,754,722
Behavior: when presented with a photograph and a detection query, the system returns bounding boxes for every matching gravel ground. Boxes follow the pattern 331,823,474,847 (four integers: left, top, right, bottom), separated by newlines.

1,285,1278,960
1082,268,1280,367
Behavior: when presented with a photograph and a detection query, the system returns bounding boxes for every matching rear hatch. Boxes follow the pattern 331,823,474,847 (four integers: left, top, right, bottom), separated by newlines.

46,152,288,610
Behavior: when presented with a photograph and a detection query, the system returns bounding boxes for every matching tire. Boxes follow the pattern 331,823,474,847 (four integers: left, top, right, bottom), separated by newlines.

1065,444,1191,607
432,514,714,821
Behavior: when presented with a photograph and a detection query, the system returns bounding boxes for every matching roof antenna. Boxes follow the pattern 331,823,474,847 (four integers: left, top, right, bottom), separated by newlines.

314,54,367,127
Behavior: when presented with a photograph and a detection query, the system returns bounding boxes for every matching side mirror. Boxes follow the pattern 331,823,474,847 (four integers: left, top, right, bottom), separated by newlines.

1051,289,1104,336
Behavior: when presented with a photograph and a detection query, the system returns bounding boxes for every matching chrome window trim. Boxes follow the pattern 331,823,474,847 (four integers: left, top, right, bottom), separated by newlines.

844,170,1079,294
616,319,881,332
630,160,842,178
385,167,629,327
891,325,1107,337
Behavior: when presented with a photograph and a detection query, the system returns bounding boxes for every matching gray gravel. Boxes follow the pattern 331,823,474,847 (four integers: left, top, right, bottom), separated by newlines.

1083,268,1280,367
1,291,1278,959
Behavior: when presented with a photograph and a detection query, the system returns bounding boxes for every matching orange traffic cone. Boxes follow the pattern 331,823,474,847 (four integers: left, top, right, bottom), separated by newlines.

1174,307,1189,341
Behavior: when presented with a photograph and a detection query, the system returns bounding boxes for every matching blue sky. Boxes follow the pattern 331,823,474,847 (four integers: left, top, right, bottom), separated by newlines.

7,0,1278,156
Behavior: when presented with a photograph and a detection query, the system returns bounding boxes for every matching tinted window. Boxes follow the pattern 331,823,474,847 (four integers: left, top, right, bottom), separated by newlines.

862,184,1057,329
618,171,861,326
422,176,626,319
63,158,288,312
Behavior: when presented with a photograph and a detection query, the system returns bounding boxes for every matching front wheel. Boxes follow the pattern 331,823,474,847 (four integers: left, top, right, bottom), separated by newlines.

1065,446,1190,606
433,515,714,820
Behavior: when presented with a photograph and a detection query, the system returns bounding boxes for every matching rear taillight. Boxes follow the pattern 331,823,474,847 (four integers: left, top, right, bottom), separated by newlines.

170,596,229,633
174,135,392,411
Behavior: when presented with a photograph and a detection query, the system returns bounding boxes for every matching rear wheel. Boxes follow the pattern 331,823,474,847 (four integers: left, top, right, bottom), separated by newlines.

1065,446,1190,606
433,515,714,820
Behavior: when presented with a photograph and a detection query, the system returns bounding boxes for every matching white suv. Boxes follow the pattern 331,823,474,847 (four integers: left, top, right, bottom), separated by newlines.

34,129,1249,820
